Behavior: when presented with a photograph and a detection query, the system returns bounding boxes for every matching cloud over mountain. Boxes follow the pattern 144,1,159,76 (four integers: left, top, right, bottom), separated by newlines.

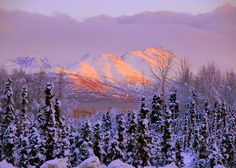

0,4,235,71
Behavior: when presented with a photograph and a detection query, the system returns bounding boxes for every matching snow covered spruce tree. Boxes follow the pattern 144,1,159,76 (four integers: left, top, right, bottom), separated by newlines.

134,97,152,167
101,111,112,165
209,141,223,168
28,123,45,167
169,90,179,134
220,130,236,167
175,139,184,167
39,83,57,161
150,94,163,132
92,122,103,161
107,113,125,162
17,86,31,168
69,126,80,167
196,110,210,168
150,94,164,167
160,108,175,166
212,101,221,139
125,112,137,165
1,78,17,164
183,107,190,151
79,121,93,163
221,101,228,129
186,96,197,150
18,86,30,135
54,98,70,159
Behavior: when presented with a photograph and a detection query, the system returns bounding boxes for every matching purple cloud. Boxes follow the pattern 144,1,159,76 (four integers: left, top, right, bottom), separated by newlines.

0,4,235,71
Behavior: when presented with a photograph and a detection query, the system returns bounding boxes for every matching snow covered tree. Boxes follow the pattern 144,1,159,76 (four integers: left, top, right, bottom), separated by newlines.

54,126,70,159
54,98,64,129
134,97,152,167
183,108,189,151
220,131,235,167
107,113,125,163
2,123,17,165
54,99,70,159
221,101,228,129
125,112,137,165
79,121,93,163
41,83,57,161
17,135,29,168
203,98,210,121
175,139,184,168
186,96,197,149
28,123,45,167
212,102,221,137
92,122,102,161
169,90,179,123
101,111,112,165
192,128,200,154
115,113,125,157
18,86,30,136
160,108,175,166
150,94,163,132
196,112,210,168
69,127,80,167
209,141,222,168
17,86,31,167
1,79,17,164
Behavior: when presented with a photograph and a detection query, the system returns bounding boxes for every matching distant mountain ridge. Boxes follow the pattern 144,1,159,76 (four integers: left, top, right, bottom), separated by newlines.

7,47,173,96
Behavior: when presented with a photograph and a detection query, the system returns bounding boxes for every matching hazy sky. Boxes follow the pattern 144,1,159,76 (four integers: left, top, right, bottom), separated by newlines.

0,0,236,71
1,0,236,20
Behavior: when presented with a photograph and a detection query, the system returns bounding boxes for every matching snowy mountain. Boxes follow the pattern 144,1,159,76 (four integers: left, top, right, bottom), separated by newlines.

7,48,173,98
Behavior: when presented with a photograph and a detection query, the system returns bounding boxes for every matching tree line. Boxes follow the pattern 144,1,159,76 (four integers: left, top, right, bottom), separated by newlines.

0,78,235,168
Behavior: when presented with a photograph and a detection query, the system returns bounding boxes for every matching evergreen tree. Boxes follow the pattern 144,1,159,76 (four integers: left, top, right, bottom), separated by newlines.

197,112,210,168
125,112,137,165
209,141,222,168
69,127,80,167
79,121,93,163
93,122,102,161
17,135,29,168
18,86,30,136
115,113,125,157
101,111,112,165
221,101,227,129
54,98,64,130
1,79,15,133
107,113,125,162
192,128,200,154
203,98,211,118
54,99,70,159
186,96,197,149
28,123,45,167
2,123,16,164
160,108,175,166
1,79,17,164
42,83,57,161
175,139,184,168
17,86,31,167
149,94,164,166
212,102,221,137
134,97,152,167
169,90,179,133
150,94,163,131
54,126,71,159
183,108,189,151
220,131,235,167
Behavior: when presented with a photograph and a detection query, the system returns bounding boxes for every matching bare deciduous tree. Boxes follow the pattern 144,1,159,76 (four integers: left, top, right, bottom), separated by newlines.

178,57,193,85
150,48,174,99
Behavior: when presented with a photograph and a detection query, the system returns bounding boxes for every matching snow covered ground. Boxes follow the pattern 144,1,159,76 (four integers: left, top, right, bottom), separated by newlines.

0,156,227,168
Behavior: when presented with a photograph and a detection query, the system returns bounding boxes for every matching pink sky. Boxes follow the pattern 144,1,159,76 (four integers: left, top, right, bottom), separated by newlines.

0,2,235,71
